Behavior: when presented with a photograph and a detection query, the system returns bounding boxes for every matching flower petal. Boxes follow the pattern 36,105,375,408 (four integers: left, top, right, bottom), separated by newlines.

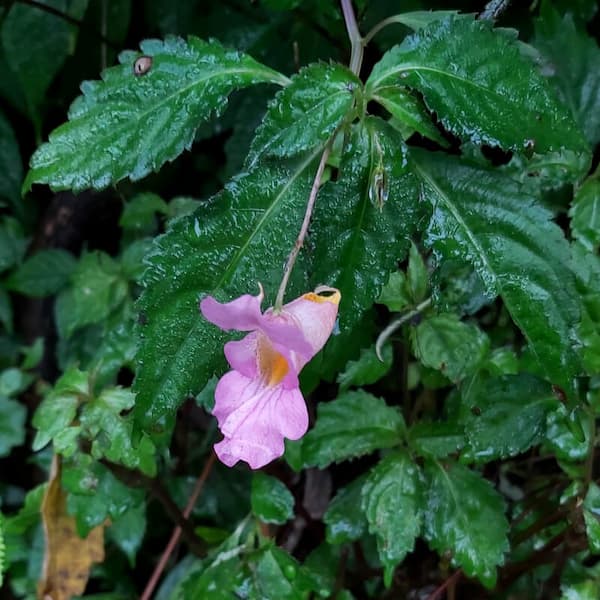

212,370,308,469
199,286,264,332
223,334,257,378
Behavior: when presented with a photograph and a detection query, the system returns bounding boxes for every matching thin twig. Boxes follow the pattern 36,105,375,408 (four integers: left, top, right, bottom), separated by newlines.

274,145,332,310
140,452,217,600
426,569,463,600
376,298,432,360
340,0,363,76
15,0,119,49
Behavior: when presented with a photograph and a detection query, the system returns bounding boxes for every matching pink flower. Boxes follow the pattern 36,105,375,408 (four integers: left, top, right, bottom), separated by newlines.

200,285,341,469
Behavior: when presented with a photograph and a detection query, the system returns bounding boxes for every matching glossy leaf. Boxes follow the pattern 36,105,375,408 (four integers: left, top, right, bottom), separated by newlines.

312,117,425,339
6,249,76,297
459,374,557,463
583,483,600,553
361,451,421,586
408,421,465,458
570,177,600,252
545,404,591,462
412,313,489,382
251,473,294,525
416,151,581,393
107,502,146,566
0,397,26,457
337,344,392,391
293,390,404,468
534,8,600,146
247,62,360,166
134,149,322,434
25,36,287,191
324,474,368,545
367,16,589,165
423,460,509,587
378,271,411,312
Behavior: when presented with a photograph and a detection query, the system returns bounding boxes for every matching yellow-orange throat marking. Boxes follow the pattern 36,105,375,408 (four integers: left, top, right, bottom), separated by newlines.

303,290,341,304
257,335,289,386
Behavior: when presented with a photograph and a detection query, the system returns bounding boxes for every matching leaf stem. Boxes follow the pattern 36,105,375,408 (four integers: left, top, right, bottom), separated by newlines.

140,452,216,600
340,0,363,76
363,15,408,45
375,297,432,360
274,145,332,310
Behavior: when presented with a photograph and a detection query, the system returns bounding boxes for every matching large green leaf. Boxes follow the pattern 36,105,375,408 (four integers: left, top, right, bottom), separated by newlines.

361,451,422,586
312,117,425,338
291,390,404,469
134,149,322,434
534,8,600,147
25,36,287,192
415,151,581,393
423,460,509,587
459,374,557,463
247,62,360,166
366,16,589,165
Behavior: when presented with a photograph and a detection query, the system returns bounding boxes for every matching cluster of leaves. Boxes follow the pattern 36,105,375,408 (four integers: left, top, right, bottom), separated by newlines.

1,0,600,598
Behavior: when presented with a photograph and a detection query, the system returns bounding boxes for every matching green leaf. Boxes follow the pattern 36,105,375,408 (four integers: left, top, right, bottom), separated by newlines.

0,217,27,274
6,249,76,297
378,271,411,312
416,151,581,393
367,16,589,165
545,404,591,462
561,581,600,600
134,148,323,435
324,474,368,545
294,390,404,468
408,421,465,458
459,374,557,463
407,242,429,303
411,313,489,382
361,451,421,586
32,393,79,452
119,192,168,233
1,1,74,122
371,86,447,146
312,117,425,339
0,397,26,457
25,36,287,192
337,344,392,391
107,502,146,566
55,251,127,339
0,110,22,207
423,460,509,587
583,483,600,553
534,8,600,146
570,177,600,252
0,288,11,333
247,62,359,166
251,473,294,525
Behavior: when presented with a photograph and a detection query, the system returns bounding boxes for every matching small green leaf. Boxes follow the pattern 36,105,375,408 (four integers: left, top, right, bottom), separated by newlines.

251,473,294,525
337,344,392,391
367,16,589,167
407,242,429,303
324,474,368,545
25,36,287,191
107,502,146,566
378,271,411,312
0,217,27,274
247,62,359,166
423,460,509,587
570,177,600,252
583,483,600,553
409,421,465,458
32,393,78,452
371,86,446,146
55,251,127,339
416,151,582,394
459,374,557,463
412,313,489,382
119,192,168,233
361,451,421,586
296,390,404,468
0,397,26,457
6,249,76,297
545,404,591,462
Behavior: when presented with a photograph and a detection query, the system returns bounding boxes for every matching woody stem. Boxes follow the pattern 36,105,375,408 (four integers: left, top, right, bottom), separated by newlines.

274,145,331,310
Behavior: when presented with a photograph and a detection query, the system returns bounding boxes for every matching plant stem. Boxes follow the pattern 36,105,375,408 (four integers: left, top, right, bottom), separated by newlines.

274,145,332,310
375,298,432,360
140,452,216,600
426,569,463,600
340,0,363,76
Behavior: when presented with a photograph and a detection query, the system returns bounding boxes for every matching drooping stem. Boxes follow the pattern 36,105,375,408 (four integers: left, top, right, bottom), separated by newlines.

340,0,363,76
274,145,332,310
375,298,432,360
140,452,216,600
